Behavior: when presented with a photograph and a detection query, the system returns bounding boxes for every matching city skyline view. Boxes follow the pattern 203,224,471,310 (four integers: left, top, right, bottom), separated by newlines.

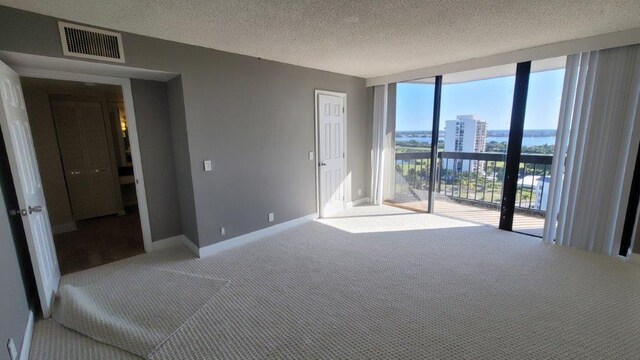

396,68,565,132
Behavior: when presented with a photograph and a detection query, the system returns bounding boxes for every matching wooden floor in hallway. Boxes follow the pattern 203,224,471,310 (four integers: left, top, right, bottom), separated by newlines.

53,206,145,275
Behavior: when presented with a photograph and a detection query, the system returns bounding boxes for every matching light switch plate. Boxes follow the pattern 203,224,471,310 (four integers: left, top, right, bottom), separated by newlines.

308,151,314,160
203,160,212,172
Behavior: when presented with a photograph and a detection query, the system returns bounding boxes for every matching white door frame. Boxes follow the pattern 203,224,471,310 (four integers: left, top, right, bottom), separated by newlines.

13,66,153,252
314,89,347,218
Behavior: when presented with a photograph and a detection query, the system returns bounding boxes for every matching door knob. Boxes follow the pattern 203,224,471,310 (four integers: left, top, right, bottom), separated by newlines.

9,209,27,216
28,205,42,214
319,162,327,166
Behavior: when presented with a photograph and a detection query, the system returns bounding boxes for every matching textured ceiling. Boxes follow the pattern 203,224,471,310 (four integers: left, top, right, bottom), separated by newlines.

2,1,640,78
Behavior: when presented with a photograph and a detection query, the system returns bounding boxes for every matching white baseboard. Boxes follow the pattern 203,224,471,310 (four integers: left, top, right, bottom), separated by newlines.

180,236,200,256
51,222,77,234
150,235,182,251
197,213,318,258
151,234,188,251
346,197,371,209
150,234,200,257
19,310,34,360
628,253,640,266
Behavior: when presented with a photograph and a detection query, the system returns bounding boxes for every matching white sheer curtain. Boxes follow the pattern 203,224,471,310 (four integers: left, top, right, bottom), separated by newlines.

543,45,640,256
383,84,397,202
371,85,388,205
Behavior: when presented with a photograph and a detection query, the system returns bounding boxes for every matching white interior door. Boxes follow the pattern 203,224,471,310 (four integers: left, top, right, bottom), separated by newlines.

0,60,60,318
51,100,120,220
318,93,346,217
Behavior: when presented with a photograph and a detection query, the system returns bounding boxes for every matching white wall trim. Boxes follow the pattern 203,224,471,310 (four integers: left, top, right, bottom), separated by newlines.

12,66,154,254
366,27,640,86
51,221,77,234
197,213,318,258
150,234,199,257
628,253,640,266
314,90,348,218
180,236,200,256
346,197,371,209
0,51,175,81
151,234,186,251
19,310,34,360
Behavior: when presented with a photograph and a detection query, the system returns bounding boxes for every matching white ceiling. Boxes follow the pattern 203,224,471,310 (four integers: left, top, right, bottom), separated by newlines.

2,1,640,79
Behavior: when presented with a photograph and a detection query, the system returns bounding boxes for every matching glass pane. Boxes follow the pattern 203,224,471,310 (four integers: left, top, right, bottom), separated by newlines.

512,57,565,236
386,80,435,212
435,64,516,227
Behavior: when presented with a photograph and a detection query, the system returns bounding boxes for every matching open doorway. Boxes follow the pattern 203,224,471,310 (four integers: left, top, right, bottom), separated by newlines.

21,77,143,274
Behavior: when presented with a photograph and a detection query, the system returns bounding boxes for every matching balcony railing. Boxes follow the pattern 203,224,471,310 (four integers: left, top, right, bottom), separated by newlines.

395,152,432,192
394,151,553,214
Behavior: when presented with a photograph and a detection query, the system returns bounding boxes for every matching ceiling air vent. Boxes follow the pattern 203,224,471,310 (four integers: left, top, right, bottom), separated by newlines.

58,22,125,63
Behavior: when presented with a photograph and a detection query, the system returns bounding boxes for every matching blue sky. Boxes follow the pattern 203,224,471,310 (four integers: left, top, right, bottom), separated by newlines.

396,68,565,132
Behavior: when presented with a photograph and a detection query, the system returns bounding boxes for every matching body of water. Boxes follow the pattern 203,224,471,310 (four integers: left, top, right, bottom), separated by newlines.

486,136,556,146
396,136,556,147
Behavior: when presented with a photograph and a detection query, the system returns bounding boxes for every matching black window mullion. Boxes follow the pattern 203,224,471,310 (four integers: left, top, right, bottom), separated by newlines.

499,62,531,231
619,141,640,256
428,75,442,213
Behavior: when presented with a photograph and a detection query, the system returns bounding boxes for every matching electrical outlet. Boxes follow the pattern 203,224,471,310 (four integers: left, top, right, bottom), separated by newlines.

7,338,18,360
358,189,363,196
268,212,274,223
220,227,225,236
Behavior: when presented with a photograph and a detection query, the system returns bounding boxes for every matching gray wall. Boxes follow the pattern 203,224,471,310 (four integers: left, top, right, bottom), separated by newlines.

0,6,371,248
182,58,369,245
0,140,33,360
0,191,30,360
166,76,199,243
131,79,183,241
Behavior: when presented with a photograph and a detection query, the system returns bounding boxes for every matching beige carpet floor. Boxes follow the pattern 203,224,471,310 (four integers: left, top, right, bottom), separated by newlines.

30,205,640,359
53,265,228,358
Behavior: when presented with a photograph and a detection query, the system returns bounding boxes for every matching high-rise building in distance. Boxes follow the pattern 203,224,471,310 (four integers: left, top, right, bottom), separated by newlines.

444,115,488,172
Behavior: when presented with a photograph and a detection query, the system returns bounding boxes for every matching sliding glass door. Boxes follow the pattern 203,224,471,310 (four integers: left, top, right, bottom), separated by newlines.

434,65,516,227
386,80,436,212
383,58,566,238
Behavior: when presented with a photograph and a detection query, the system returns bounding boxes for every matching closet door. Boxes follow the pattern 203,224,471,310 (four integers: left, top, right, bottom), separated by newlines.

51,100,94,220
76,101,119,217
